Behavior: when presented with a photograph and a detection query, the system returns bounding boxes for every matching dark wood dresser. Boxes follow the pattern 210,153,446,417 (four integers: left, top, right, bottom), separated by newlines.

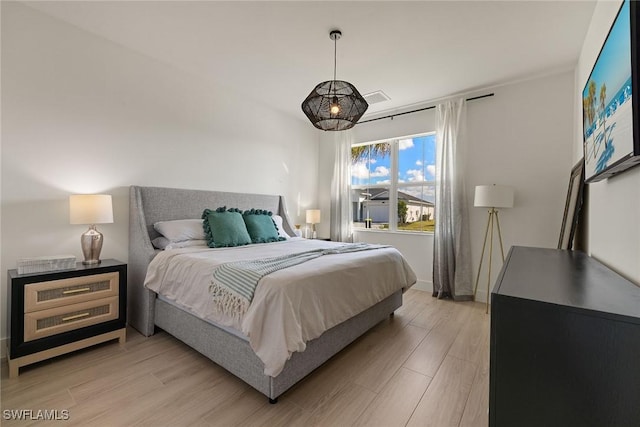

490,246,640,427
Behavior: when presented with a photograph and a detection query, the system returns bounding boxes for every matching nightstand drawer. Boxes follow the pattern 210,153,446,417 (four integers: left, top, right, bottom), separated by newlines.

24,296,119,342
24,272,119,313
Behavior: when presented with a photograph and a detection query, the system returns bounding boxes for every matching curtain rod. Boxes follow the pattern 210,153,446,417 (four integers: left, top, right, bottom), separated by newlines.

357,92,495,125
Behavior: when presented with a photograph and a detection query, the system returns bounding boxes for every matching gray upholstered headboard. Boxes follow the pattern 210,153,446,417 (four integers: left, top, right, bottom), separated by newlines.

128,185,296,336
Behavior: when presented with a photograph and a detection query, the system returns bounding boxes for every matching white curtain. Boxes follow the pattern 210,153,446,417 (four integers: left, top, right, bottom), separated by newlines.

330,130,354,242
433,98,473,300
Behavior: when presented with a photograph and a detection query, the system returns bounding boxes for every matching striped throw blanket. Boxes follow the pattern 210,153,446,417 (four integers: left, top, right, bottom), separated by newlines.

209,243,388,319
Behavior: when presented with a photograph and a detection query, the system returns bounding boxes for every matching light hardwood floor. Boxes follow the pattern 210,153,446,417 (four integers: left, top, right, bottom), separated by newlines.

1,289,490,426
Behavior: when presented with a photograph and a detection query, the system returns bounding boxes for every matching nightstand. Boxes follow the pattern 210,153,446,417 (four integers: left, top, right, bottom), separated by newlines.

7,259,127,377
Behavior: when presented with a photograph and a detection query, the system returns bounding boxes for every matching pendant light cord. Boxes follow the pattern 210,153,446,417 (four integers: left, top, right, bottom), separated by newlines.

333,35,337,81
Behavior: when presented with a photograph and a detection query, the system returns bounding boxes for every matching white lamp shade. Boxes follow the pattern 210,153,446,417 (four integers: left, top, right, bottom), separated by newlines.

474,185,514,208
306,209,321,224
69,194,114,224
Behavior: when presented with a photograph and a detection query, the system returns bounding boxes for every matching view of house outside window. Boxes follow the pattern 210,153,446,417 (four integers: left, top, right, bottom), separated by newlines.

351,132,436,233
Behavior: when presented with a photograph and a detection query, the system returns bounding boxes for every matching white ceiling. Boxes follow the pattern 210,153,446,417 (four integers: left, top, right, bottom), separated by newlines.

25,0,597,123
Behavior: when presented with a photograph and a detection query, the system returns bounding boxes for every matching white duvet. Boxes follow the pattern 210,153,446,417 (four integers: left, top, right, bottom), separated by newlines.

144,238,416,376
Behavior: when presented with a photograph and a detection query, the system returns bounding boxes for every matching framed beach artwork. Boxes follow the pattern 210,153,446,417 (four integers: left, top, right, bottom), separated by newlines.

582,0,640,183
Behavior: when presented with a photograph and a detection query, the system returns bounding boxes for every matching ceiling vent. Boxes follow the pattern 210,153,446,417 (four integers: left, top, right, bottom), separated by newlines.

363,90,390,105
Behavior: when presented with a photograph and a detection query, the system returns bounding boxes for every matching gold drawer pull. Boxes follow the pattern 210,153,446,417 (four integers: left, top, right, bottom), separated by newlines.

62,312,90,322
62,287,91,295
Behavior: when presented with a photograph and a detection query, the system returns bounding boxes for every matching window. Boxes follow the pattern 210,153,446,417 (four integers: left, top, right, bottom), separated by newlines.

351,132,435,233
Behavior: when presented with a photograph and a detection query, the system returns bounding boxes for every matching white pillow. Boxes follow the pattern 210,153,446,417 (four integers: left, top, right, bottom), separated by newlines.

152,236,208,250
153,219,206,242
271,215,291,238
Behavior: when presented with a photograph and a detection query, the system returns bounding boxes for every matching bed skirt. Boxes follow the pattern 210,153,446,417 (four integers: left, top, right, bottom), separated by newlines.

154,289,402,400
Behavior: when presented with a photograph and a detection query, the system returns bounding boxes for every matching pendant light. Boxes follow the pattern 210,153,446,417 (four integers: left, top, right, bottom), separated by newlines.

301,30,369,131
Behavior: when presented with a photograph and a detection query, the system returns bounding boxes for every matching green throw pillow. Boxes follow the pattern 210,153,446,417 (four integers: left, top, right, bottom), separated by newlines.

242,209,286,244
202,207,251,248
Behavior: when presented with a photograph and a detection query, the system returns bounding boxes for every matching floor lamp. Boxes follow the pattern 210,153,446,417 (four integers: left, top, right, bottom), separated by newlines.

473,185,514,313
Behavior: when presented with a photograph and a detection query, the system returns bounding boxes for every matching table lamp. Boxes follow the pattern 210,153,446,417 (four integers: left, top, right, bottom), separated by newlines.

306,209,321,239
69,194,113,265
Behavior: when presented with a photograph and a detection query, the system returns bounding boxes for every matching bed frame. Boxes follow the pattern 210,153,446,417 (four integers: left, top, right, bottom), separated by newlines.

128,185,402,401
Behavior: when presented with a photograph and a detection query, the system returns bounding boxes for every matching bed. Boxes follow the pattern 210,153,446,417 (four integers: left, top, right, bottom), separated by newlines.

128,185,416,402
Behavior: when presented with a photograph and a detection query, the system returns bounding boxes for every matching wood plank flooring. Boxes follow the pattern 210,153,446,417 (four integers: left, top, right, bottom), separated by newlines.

1,289,490,426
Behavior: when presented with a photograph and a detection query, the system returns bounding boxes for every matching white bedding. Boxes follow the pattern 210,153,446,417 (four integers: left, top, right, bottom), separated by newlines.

144,238,416,376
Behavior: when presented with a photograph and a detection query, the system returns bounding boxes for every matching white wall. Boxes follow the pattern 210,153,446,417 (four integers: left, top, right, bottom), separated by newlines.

1,3,319,352
574,0,640,284
467,71,575,301
319,70,575,300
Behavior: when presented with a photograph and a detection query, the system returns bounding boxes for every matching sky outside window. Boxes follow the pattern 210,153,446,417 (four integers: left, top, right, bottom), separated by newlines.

351,143,392,186
398,134,436,184
351,134,436,195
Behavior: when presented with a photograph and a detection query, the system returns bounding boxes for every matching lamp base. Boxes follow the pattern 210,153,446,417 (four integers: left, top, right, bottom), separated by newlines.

80,225,104,265
472,208,506,314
